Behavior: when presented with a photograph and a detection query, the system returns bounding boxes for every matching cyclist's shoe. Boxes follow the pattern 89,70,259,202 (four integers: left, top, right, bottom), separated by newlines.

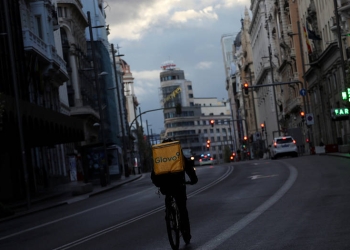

182,230,191,245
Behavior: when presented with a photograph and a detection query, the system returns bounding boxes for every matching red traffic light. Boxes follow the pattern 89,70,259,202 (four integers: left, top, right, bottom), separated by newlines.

243,136,248,140
300,111,305,117
232,152,236,156
243,82,249,95
260,123,265,128
207,140,211,144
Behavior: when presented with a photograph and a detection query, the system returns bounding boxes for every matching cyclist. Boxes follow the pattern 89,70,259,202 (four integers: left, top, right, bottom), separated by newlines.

151,138,198,244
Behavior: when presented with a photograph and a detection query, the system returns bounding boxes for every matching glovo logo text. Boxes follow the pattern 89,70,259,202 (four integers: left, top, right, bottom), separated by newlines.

155,152,180,164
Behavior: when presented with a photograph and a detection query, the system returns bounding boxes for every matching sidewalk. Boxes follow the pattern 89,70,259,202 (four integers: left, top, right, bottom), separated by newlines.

324,152,350,159
0,174,143,223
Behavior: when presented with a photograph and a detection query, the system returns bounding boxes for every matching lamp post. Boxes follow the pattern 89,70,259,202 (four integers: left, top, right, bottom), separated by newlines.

87,11,109,186
110,43,128,177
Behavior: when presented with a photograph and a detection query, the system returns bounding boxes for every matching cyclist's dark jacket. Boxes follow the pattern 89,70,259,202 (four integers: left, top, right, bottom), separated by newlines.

151,155,198,195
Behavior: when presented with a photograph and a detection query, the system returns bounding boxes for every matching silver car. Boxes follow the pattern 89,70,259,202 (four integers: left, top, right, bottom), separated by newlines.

270,136,298,159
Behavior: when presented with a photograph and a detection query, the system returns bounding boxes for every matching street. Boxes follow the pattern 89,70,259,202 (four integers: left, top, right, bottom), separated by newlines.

0,155,350,250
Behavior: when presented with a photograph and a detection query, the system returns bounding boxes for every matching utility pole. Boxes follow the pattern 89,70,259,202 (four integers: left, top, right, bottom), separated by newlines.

4,0,30,208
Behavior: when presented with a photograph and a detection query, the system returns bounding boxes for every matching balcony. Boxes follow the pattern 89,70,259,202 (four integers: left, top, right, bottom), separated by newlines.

285,96,302,114
22,29,69,81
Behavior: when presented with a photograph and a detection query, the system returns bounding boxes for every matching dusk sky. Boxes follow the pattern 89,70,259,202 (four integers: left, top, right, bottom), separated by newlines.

105,0,250,134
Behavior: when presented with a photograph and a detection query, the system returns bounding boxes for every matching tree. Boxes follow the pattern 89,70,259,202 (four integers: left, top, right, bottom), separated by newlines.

136,126,153,172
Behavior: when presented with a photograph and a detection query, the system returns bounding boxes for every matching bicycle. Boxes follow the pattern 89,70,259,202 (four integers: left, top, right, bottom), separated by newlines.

164,181,191,250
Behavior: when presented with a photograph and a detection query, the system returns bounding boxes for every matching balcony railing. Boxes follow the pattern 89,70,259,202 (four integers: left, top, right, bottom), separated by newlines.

22,29,67,76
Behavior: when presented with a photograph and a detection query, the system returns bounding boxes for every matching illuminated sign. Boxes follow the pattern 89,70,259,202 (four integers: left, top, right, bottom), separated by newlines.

163,87,181,104
161,61,176,70
331,108,349,120
341,88,350,102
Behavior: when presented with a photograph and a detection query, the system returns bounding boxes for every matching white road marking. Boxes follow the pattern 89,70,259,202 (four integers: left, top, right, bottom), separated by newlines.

248,174,278,180
0,166,234,248
197,162,298,250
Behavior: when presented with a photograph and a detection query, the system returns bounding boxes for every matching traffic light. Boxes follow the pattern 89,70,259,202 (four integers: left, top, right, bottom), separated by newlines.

206,139,211,149
230,152,236,161
260,123,265,132
210,119,215,127
300,111,305,122
243,136,248,141
243,82,249,95
306,138,310,143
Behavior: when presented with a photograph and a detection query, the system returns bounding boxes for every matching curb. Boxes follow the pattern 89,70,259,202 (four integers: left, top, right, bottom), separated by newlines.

0,174,143,223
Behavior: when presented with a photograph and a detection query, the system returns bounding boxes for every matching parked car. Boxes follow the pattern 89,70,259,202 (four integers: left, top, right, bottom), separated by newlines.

269,136,298,159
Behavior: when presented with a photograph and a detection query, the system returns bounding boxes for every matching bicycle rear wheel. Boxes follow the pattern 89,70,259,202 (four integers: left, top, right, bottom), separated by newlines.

166,200,180,250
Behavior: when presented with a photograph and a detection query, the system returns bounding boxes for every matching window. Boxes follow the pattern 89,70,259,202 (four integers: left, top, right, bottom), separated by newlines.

216,129,220,133
190,102,194,106
189,94,193,98
204,129,207,133
210,129,213,133
188,85,192,90
35,15,43,39
57,7,67,18
314,91,317,104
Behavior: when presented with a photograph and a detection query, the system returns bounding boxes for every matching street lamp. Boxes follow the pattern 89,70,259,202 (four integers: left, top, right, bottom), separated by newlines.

87,11,109,186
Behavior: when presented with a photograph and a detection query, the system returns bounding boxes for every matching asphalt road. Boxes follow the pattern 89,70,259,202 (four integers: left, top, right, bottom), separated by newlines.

0,155,350,250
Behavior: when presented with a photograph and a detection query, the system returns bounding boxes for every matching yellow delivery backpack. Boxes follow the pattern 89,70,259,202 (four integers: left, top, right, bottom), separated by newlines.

152,141,184,175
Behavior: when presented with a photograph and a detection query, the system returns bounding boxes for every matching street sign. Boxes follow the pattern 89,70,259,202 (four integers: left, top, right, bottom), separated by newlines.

306,113,314,125
300,89,307,96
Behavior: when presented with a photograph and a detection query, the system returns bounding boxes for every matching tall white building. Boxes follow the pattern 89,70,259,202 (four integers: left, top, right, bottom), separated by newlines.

160,62,233,163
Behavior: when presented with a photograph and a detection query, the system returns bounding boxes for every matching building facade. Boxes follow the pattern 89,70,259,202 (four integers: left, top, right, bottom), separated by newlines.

0,0,85,202
238,0,350,153
160,63,232,163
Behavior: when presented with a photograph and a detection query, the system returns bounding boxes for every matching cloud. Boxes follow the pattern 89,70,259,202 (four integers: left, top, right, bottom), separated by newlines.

132,70,161,101
133,70,161,80
195,61,213,69
105,0,249,41
170,6,218,23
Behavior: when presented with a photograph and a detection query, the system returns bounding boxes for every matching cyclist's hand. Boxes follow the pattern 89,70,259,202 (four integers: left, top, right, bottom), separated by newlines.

190,177,198,185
